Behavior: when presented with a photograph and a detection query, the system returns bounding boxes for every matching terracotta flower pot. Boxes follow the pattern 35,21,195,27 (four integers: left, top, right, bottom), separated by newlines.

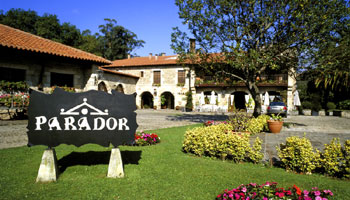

267,120,283,133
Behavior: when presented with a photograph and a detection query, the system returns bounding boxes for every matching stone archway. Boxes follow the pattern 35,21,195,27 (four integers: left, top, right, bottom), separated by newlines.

233,91,247,111
141,92,153,109
98,81,108,92
161,92,175,109
115,84,124,94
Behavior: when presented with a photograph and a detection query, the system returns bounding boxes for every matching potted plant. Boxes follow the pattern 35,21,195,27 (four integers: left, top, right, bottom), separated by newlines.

310,93,322,116
267,113,284,133
311,103,322,116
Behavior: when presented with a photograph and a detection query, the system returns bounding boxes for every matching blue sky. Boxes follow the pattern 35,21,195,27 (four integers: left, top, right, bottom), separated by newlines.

1,0,189,57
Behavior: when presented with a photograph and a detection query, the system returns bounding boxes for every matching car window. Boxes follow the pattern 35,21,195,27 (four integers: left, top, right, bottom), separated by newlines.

270,102,285,106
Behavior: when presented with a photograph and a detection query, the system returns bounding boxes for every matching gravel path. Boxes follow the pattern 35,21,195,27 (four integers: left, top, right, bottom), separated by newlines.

1,111,349,156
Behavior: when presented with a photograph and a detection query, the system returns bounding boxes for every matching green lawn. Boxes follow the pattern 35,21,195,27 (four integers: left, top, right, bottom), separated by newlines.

0,124,349,200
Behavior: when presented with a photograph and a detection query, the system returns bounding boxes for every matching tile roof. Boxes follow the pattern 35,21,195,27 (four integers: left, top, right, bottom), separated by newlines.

105,53,225,68
0,24,111,64
105,55,181,68
98,67,139,79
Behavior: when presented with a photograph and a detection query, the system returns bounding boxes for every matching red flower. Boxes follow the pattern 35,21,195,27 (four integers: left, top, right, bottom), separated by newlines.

293,185,302,196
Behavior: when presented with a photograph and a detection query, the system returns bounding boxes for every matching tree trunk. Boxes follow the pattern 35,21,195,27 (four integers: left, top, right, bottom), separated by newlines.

247,81,262,117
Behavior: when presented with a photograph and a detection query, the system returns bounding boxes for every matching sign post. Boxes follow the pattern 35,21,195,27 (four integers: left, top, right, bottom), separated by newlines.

27,88,138,182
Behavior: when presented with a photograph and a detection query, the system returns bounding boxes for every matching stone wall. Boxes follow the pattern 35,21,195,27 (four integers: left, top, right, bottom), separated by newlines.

0,57,95,93
116,65,194,109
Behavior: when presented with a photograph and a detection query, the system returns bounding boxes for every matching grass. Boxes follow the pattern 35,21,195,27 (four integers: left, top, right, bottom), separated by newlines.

0,124,350,199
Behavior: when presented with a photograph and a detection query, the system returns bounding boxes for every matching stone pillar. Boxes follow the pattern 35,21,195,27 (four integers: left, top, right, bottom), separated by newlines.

36,148,58,183
107,148,124,178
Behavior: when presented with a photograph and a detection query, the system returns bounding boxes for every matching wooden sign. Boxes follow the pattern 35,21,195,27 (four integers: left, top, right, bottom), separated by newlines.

27,88,138,147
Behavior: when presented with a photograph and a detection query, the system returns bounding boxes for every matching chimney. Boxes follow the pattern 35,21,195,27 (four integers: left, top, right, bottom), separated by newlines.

161,53,166,56
155,54,158,61
128,54,131,59
149,53,152,60
190,38,196,53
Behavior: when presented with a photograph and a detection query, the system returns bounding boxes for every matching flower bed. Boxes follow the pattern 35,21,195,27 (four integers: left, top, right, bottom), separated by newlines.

134,131,160,146
216,182,333,200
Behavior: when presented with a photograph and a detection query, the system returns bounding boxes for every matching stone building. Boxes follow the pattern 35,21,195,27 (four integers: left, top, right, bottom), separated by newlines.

104,53,297,112
104,54,194,109
0,24,138,94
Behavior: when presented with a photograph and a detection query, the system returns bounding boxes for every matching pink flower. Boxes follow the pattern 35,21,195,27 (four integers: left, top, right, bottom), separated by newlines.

263,197,268,200
303,190,309,195
314,191,321,196
315,196,322,200
235,193,240,199
275,192,284,198
242,187,247,192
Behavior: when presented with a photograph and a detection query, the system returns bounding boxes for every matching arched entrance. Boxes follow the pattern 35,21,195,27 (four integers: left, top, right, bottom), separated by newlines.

268,91,282,102
161,92,175,109
115,84,124,93
233,91,247,111
141,92,153,109
98,81,107,92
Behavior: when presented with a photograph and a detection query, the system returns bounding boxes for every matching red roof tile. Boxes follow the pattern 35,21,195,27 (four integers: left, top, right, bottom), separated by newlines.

0,24,111,64
98,67,139,79
105,55,180,67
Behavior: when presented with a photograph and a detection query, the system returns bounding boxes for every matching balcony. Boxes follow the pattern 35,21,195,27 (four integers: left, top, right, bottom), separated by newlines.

195,74,288,87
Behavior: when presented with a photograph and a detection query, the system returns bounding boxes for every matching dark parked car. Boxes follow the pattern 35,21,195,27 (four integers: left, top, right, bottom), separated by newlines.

267,102,287,117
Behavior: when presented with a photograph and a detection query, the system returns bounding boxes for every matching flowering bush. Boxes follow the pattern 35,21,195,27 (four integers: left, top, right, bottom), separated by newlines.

216,182,334,200
134,132,160,146
0,93,29,107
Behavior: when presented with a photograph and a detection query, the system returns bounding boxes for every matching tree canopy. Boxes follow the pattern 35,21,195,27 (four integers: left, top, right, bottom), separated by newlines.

0,9,144,60
171,0,349,116
97,18,145,60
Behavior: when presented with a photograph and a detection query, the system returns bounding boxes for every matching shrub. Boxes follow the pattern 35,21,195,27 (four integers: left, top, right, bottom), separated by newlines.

183,124,262,163
317,138,343,177
277,136,318,174
316,139,350,179
246,115,270,135
216,182,334,200
301,101,312,109
185,91,193,111
248,137,264,164
338,99,350,110
342,140,350,178
134,132,160,146
228,111,252,132
326,102,336,110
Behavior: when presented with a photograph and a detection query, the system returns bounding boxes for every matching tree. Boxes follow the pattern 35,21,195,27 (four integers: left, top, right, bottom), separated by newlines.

78,30,102,57
34,13,61,42
97,18,145,60
311,7,350,92
0,8,38,34
171,0,344,116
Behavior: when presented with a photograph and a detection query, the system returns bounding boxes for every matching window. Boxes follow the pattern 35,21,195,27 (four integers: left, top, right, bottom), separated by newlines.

153,71,161,85
0,67,26,82
178,70,186,84
140,71,144,77
51,72,74,87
